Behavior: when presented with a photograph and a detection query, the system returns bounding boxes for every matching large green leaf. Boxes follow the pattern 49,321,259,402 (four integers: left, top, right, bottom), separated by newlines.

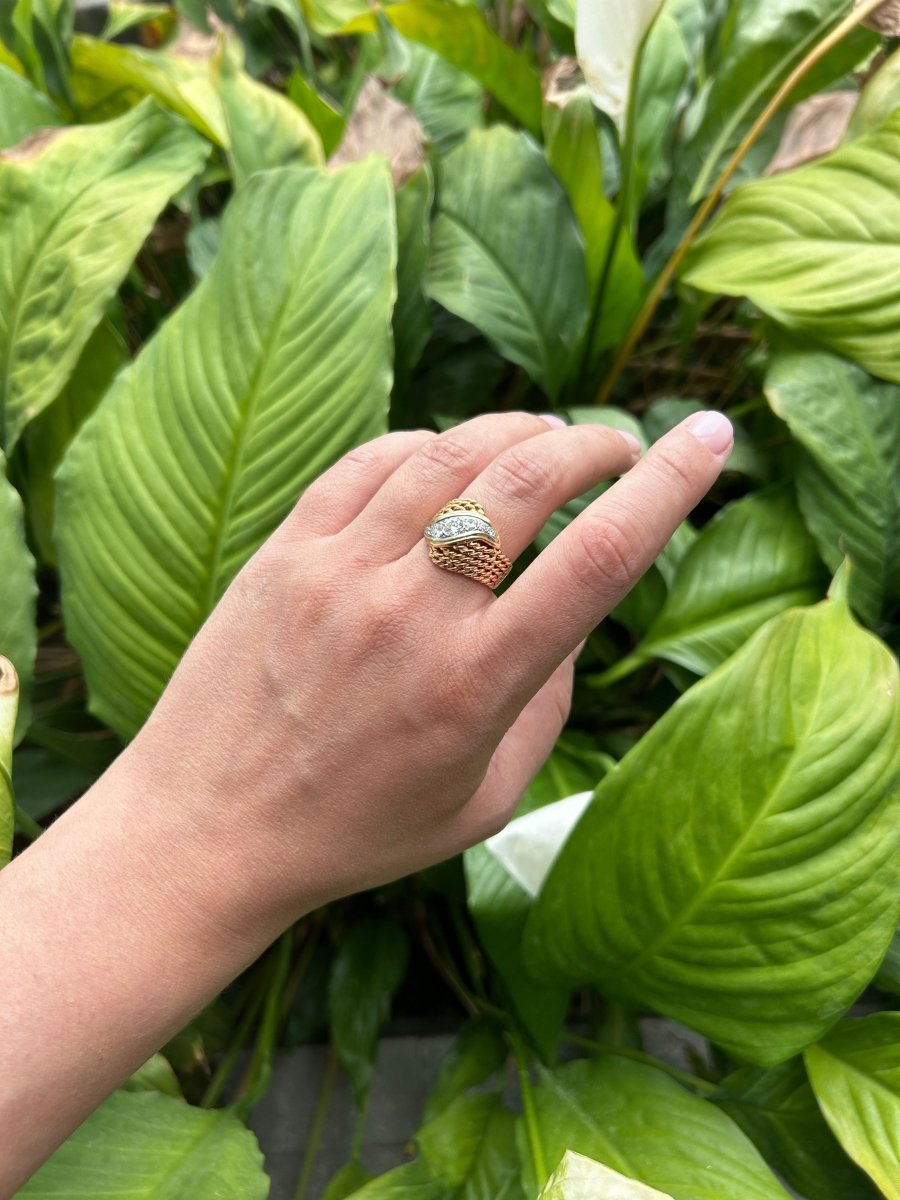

716,1058,879,1200
0,654,17,866
56,163,395,738
465,735,610,1061
18,1090,269,1197
427,128,588,400
765,350,900,626
328,916,410,1109
526,1059,789,1199
525,590,900,1065
538,1152,673,1200
675,0,874,205
350,0,542,136
421,1020,508,1124
543,91,643,364
0,62,61,149
636,487,825,676
682,113,900,386
0,101,208,451
805,1013,900,1199
394,165,433,396
392,42,485,155
0,456,36,744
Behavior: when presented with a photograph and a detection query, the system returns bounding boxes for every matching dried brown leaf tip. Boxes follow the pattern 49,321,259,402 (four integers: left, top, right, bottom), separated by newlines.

328,76,426,188
858,0,900,35
542,57,583,108
765,92,858,176
0,656,18,697
1,126,65,162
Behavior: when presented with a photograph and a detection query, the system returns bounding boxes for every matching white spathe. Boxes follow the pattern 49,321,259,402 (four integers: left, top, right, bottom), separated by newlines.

576,0,665,126
485,791,593,898
539,1151,675,1199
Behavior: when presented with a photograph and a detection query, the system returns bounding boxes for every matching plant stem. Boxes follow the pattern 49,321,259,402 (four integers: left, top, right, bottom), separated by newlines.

564,1033,720,1097
509,1031,548,1186
585,649,647,692
14,805,43,842
595,0,887,405
234,930,294,1119
200,975,268,1109
293,1044,338,1200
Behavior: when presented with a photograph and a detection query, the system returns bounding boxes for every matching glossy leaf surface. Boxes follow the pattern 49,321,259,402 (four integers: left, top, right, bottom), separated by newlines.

56,164,395,738
683,113,900,385
427,128,588,399
0,101,208,450
526,594,900,1065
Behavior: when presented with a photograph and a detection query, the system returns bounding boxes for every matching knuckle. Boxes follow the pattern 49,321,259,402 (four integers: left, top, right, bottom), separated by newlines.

415,432,477,480
490,443,557,501
650,442,698,492
571,512,644,589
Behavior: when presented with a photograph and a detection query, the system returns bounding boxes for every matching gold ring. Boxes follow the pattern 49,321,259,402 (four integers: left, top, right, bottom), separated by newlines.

424,498,512,591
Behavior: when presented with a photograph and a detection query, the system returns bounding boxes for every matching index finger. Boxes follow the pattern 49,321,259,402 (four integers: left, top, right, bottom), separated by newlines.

482,410,734,698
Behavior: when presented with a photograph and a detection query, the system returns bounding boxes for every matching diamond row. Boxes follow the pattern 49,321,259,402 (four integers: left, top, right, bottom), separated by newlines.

425,514,498,543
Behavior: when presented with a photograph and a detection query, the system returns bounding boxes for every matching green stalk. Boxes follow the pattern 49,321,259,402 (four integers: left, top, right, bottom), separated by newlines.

14,805,43,842
578,30,648,389
293,1044,338,1200
509,1031,548,1187
234,930,294,1119
595,0,889,405
200,975,269,1109
585,649,647,692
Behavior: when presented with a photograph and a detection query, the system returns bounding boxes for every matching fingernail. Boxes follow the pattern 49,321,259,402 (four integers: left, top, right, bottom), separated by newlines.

619,430,642,459
539,412,567,429
685,410,734,456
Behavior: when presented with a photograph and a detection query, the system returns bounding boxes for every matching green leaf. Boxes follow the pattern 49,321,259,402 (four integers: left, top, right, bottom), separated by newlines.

22,318,127,567
526,1058,789,1198
350,0,542,136
56,162,395,739
676,0,874,205
716,1058,879,1200
765,349,900,626
0,62,61,149
422,1020,508,1123
323,1160,376,1200
465,736,610,1061
329,916,410,1109
18,1090,269,1197
394,165,433,395
805,1013,900,1200
682,113,900,386
427,128,588,400
0,655,18,866
392,42,485,155
543,91,643,363
0,456,36,744
876,928,900,996
70,36,227,143
214,40,323,186
353,1095,522,1199
0,101,208,451
850,46,900,138
636,487,826,676
633,13,690,203
10,746,94,822
101,1,174,40
538,1152,674,1200
525,595,900,1066
124,1053,183,1098
288,70,345,157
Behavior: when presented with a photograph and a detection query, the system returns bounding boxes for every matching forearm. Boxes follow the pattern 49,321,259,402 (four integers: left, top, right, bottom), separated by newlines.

0,741,290,1197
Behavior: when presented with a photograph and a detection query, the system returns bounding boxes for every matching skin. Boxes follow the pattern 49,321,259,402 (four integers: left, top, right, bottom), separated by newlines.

0,407,733,1195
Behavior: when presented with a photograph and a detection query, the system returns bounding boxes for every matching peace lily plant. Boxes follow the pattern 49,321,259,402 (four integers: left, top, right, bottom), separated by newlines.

2,0,900,1195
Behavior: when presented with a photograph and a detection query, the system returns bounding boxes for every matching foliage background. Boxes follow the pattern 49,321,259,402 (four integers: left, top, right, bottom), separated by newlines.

2,0,900,1196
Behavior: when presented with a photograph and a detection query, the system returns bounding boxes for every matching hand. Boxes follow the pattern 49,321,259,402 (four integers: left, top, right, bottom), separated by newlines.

131,408,734,930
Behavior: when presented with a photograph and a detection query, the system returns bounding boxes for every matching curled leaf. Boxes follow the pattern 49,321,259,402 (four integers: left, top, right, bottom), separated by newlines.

766,92,858,175
858,0,900,35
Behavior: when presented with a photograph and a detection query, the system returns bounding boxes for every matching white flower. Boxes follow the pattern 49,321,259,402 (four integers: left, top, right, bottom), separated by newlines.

576,0,665,126
485,791,593,898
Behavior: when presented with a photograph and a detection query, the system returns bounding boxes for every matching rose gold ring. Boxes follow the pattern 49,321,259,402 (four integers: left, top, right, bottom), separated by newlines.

424,498,512,591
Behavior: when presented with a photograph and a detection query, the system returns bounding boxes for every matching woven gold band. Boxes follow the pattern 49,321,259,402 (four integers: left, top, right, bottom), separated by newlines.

424,498,512,591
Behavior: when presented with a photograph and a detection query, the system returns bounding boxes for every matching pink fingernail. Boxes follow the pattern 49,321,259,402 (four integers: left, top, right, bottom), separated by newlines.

685,411,734,456
539,413,567,429
619,430,642,457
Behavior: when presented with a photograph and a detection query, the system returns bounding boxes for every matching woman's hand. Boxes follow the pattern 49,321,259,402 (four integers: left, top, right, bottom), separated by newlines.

0,408,732,1193
133,408,734,927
